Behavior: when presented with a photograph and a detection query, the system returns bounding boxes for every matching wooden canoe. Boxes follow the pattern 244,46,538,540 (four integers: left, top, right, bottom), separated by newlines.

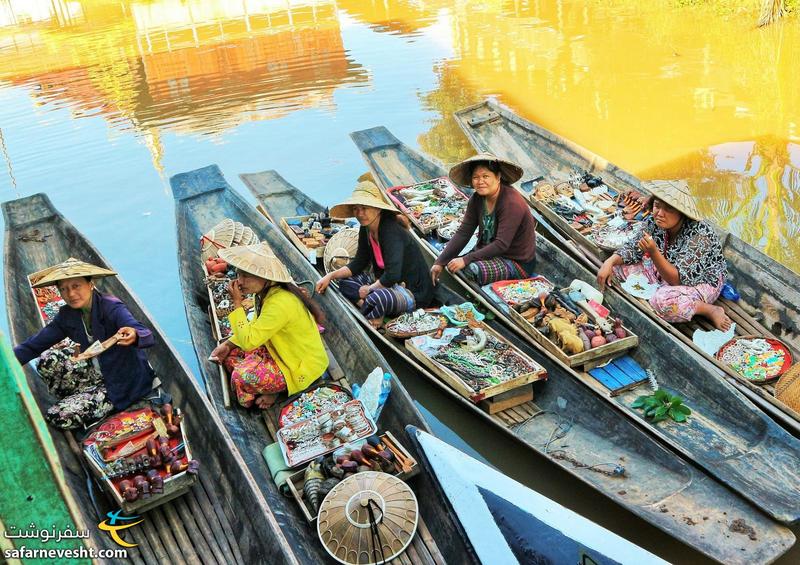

2,193,294,564
454,99,800,435
404,425,667,565
240,166,795,564
349,125,800,525
170,164,473,565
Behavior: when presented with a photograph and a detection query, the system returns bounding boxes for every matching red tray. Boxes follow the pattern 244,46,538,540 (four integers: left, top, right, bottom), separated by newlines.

716,337,793,383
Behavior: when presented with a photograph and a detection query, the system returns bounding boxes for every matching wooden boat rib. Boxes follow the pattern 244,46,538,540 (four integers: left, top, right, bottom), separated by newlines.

2,193,294,564
348,125,800,525
453,99,800,434
241,167,795,564
170,164,470,564
404,425,667,565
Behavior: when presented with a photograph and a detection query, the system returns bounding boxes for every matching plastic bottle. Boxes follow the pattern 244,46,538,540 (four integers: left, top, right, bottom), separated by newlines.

642,253,656,284
353,367,391,420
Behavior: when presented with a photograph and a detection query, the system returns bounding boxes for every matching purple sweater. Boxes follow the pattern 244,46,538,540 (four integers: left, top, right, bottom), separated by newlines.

436,184,537,266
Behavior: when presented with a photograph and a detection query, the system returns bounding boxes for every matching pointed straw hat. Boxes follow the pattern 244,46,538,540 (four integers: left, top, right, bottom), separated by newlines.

30,257,117,288
218,242,293,283
448,152,523,186
323,228,360,274
642,180,701,221
317,471,418,565
330,180,397,218
201,218,236,261
232,221,245,245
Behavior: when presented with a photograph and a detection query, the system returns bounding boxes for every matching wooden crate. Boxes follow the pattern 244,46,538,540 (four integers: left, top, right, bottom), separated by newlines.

279,215,348,263
405,325,547,403
506,299,638,368
84,418,197,514
480,384,534,415
287,431,418,523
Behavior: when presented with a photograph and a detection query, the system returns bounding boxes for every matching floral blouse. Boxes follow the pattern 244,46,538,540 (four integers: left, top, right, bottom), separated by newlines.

617,216,727,287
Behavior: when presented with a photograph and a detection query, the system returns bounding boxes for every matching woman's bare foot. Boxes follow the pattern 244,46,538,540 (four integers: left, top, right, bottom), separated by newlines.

369,318,383,329
254,393,278,409
696,302,732,331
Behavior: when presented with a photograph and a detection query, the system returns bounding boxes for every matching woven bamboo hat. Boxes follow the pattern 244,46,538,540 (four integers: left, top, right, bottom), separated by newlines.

330,181,397,218
317,471,418,565
201,218,236,261
30,257,117,288
448,152,523,186
323,228,359,274
642,180,701,221
218,242,293,283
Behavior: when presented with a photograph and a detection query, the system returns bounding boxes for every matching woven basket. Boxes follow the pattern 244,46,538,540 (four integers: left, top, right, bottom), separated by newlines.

323,228,359,274
775,364,800,413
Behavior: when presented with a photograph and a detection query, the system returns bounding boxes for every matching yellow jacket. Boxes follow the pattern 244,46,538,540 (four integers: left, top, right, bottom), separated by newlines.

228,286,328,395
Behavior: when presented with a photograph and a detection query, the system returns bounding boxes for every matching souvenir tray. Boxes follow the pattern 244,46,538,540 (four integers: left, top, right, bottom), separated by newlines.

31,284,66,324
716,336,793,383
277,399,377,468
591,223,641,252
386,177,469,234
83,407,159,455
490,277,555,308
278,384,352,428
384,309,448,339
280,214,352,263
439,302,485,326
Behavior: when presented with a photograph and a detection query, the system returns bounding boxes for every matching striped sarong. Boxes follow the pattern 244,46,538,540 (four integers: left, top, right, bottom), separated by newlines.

339,273,415,320
466,257,531,286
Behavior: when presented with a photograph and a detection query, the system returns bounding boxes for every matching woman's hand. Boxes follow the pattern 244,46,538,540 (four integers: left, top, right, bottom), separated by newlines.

209,341,232,363
596,259,616,291
116,327,138,346
315,274,332,294
228,279,243,308
637,233,658,256
446,257,466,274
358,285,371,299
430,264,443,286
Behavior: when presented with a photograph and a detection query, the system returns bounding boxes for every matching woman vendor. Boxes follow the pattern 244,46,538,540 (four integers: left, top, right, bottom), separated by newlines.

596,180,732,331
210,242,329,409
431,153,537,286
315,181,434,327
14,258,156,430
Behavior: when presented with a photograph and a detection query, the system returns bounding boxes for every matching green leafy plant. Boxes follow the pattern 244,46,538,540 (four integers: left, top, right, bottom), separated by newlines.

631,389,692,423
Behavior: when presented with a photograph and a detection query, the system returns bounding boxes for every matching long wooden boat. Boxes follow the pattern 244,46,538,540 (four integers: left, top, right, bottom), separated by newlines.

240,166,795,564
349,125,800,525
2,193,294,564
405,425,666,565
170,164,470,565
454,99,800,434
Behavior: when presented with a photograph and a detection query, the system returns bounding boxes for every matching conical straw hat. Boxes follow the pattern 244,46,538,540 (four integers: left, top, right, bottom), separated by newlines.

317,471,418,565
30,257,117,288
323,228,359,274
642,180,701,221
201,218,236,261
240,226,255,246
448,152,523,186
330,181,397,218
232,221,245,245
218,242,293,283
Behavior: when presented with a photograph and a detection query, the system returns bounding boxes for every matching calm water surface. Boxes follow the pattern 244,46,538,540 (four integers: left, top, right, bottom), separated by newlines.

2,1,799,562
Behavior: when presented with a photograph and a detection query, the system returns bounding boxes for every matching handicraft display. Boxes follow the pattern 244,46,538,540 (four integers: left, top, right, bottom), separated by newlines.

716,337,793,383
281,211,354,263
82,404,199,511
386,176,469,234
491,276,638,367
530,171,646,256
278,385,353,428
384,309,448,339
278,399,377,467
439,302,485,326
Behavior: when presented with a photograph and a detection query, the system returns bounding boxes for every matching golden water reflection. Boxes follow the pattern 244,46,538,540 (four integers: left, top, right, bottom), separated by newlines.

1,0,799,273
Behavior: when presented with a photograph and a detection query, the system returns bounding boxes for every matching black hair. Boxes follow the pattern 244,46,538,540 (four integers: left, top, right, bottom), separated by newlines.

468,160,503,180
257,282,326,325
